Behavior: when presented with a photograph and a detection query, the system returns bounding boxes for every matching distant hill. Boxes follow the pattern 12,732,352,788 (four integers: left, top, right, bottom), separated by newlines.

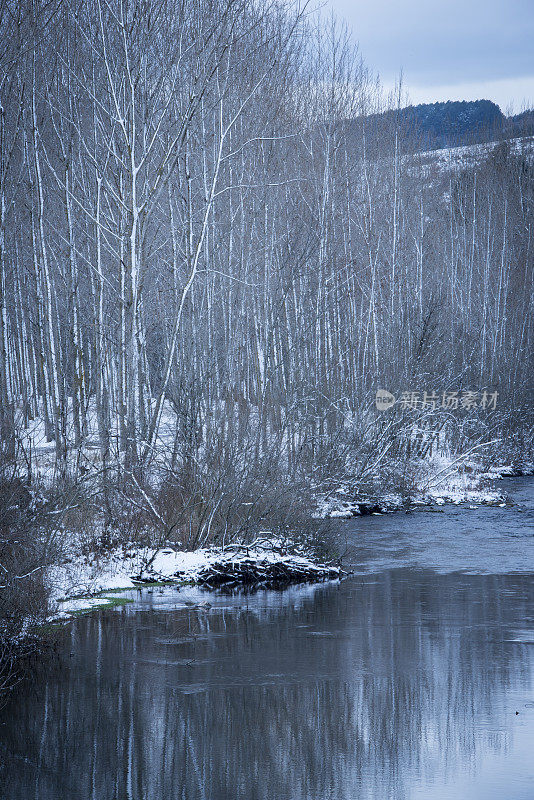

352,100,534,153
401,100,504,147
372,100,505,149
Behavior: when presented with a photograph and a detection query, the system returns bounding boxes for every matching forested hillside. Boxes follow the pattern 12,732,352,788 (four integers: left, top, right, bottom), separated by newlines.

0,1,533,628
359,99,534,151
376,99,505,148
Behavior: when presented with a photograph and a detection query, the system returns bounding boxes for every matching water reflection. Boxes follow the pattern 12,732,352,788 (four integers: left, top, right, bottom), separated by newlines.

1,569,533,799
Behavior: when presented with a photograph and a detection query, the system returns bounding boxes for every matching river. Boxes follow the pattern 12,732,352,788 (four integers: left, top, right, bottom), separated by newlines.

1,478,533,799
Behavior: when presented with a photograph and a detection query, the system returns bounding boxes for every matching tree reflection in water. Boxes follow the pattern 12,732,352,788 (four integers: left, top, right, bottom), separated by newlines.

1,569,533,800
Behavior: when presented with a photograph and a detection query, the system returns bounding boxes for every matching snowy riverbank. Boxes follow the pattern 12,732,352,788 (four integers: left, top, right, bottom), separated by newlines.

46,459,534,619
48,540,344,620
314,460,534,519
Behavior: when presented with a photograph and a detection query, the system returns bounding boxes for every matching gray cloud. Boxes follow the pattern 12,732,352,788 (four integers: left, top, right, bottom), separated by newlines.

325,0,534,106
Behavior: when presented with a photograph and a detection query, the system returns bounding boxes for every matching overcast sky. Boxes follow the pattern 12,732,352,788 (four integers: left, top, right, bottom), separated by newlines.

323,0,534,112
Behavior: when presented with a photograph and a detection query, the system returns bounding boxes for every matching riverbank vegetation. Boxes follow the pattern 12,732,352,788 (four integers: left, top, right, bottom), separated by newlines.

0,0,533,674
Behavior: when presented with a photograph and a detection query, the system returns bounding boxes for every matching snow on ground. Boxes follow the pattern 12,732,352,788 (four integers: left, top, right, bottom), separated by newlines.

313,453,520,519
483,463,534,479
314,492,405,519
404,135,534,179
48,540,342,620
420,453,506,505
17,398,183,485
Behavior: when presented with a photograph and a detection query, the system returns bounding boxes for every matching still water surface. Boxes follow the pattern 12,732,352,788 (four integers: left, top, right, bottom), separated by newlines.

1,479,533,799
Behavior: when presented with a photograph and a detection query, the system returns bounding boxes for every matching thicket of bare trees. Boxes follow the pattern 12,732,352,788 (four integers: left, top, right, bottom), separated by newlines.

0,0,532,554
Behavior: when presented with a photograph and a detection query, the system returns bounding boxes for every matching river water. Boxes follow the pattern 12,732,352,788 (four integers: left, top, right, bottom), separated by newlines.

1,478,533,799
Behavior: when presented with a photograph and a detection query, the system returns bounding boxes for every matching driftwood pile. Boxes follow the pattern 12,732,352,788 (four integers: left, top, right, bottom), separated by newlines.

182,553,343,589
